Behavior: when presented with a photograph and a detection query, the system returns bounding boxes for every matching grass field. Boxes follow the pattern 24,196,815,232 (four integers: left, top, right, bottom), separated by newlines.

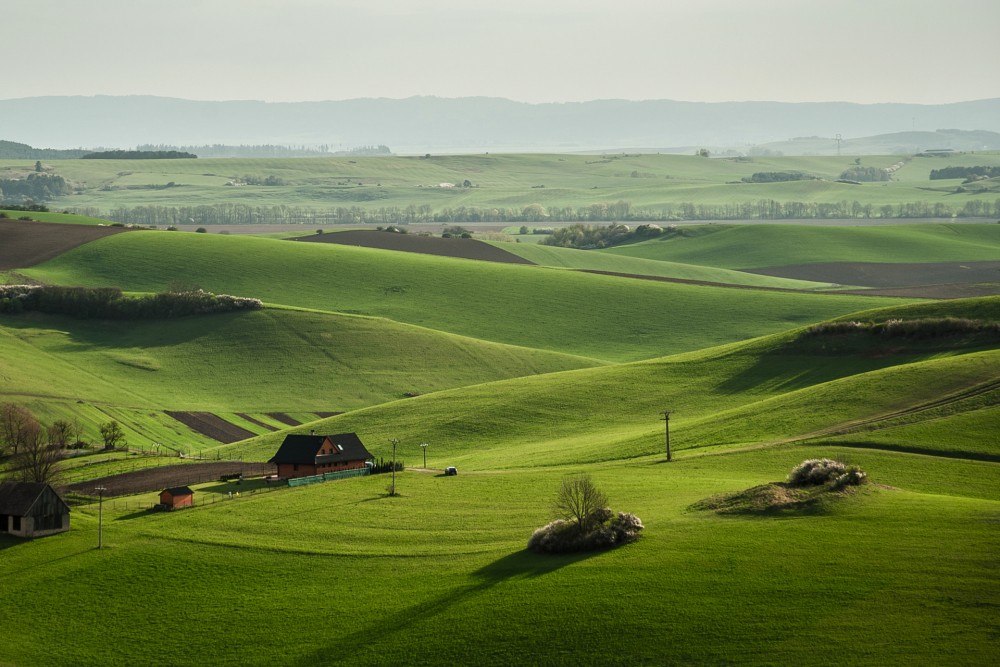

1,197,998,664
4,151,999,219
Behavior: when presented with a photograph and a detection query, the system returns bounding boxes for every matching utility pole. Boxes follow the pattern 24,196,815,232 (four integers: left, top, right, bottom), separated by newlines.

389,438,399,496
95,486,107,549
835,134,843,157
660,411,673,462
420,442,428,469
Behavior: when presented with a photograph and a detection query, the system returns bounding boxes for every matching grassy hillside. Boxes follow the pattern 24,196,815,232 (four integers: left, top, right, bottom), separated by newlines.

602,223,1000,269
490,240,837,289
23,231,906,363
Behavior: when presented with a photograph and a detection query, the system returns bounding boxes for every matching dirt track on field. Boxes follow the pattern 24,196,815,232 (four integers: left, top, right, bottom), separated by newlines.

292,230,535,264
0,219,131,270
65,461,276,498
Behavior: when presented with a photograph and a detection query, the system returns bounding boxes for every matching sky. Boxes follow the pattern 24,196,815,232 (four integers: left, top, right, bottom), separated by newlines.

7,0,1000,105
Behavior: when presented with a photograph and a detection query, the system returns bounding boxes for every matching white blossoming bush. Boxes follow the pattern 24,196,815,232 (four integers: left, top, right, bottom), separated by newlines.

788,458,866,488
527,508,644,554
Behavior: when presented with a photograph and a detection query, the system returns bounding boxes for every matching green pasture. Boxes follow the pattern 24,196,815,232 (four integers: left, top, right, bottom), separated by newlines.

490,240,837,289
602,223,1000,269
1,442,997,666
6,151,1000,216
216,299,1000,470
0,209,106,225
22,231,906,363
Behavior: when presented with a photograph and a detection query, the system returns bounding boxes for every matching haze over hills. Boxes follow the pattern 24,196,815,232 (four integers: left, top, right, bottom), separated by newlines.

2,95,999,154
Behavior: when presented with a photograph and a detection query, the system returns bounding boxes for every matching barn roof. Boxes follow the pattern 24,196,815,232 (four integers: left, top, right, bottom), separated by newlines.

268,433,373,465
0,481,70,516
162,486,193,497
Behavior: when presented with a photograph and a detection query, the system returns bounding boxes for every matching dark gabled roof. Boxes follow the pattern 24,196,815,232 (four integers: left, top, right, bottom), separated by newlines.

268,433,373,465
0,481,70,516
162,486,193,497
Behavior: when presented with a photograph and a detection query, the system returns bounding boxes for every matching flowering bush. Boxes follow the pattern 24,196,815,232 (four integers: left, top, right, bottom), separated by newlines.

527,508,643,554
788,458,866,488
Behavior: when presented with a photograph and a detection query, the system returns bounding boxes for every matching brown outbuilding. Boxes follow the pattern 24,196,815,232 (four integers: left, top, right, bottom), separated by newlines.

0,481,71,538
158,486,194,510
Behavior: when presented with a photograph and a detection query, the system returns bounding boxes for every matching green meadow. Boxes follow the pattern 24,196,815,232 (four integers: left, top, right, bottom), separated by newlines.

0,199,998,664
5,151,1000,216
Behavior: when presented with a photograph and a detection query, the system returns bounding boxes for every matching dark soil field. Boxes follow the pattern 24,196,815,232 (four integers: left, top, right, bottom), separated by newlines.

165,411,257,443
293,229,535,264
266,412,301,426
236,413,279,432
0,219,131,270
65,461,276,498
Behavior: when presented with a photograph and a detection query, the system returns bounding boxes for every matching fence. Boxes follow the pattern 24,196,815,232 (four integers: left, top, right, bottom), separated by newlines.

287,467,370,488
102,483,284,512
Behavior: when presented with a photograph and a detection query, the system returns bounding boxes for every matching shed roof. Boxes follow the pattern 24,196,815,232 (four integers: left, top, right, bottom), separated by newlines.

0,481,70,516
162,486,193,497
268,433,373,465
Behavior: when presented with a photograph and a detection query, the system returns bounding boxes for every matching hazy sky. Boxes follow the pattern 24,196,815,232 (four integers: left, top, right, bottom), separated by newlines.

7,0,999,104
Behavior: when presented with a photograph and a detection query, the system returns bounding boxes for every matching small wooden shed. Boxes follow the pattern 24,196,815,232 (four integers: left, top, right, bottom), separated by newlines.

0,481,71,538
159,486,194,510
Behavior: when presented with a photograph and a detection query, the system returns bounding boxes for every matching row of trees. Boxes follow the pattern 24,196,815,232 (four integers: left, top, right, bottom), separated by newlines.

838,166,891,182
0,403,126,483
81,150,197,160
70,195,1000,229
0,286,263,319
929,166,1000,180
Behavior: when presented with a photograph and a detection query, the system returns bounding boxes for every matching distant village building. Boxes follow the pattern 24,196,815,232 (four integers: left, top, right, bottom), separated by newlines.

158,486,194,510
268,433,373,479
0,481,71,538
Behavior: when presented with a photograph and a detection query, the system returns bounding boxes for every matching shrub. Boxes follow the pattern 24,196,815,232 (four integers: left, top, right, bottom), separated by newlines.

529,476,643,554
788,458,866,488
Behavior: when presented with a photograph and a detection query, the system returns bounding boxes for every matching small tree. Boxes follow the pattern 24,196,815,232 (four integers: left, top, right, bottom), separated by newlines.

47,419,78,449
100,421,126,450
1,403,39,455
554,474,608,532
12,421,61,484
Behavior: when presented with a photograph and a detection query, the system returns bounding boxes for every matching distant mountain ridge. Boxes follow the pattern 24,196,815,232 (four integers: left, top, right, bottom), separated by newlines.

1,95,998,154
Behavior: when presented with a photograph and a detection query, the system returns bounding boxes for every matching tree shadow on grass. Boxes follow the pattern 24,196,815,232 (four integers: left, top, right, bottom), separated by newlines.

290,548,597,666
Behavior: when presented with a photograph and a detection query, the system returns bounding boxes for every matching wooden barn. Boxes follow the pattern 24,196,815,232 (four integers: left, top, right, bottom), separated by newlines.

268,432,373,479
0,481,71,539
158,486,194,510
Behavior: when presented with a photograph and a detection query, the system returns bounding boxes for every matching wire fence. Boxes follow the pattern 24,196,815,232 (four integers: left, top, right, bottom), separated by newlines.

102,482,286,512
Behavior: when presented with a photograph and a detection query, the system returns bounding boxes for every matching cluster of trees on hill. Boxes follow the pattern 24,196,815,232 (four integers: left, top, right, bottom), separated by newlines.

81,150,197,160
0,173,71,202
68,195,1000,228
136,144,392,158
838,166,891,182
0,286,262,319
929,166,1000,180
541,223,669,249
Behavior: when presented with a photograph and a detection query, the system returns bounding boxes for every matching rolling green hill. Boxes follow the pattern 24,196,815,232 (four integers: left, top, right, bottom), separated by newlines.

23,231,907,363
601,223,1000,269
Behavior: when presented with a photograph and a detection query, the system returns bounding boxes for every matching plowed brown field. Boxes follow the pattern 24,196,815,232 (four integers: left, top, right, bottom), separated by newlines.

0,219,131,270
293,230,534,264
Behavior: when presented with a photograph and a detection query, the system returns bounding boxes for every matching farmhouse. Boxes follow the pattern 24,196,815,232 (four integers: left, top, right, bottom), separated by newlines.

0,481,70,538
159,486,194,510
268,432,373,479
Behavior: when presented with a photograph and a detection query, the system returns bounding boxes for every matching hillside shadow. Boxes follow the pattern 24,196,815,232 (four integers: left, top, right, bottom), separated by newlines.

290,548,597,666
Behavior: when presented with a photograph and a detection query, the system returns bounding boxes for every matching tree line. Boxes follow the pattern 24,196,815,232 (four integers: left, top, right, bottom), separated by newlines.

66,195,1000,228
81,150,197,160
0,286,263,319
929,166,1000,180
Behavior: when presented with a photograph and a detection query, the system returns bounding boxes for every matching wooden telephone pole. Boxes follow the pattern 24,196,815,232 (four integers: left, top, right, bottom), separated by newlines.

660,411,673,462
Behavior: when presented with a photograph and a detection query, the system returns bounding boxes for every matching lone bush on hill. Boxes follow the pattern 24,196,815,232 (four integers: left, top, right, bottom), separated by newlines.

528,475,643,554
788,458,866,489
